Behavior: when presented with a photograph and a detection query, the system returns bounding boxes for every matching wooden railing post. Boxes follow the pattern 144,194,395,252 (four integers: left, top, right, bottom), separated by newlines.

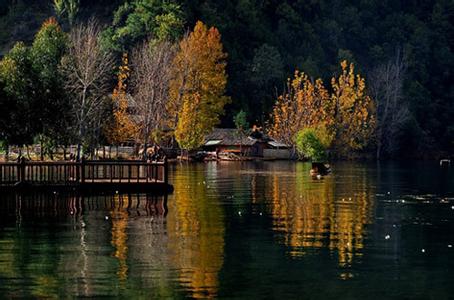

18,157,26,183
80,158,85,184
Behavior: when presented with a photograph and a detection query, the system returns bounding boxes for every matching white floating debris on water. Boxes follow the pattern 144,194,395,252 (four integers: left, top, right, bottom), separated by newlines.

53,191,57,194
105,216,109,220
385,235,391,240
316,174,322,180
203,181,206,185
448,245,452,248
451,206,454,210
392,224,397,228
115,190,119,194
421,249,426,253
238,211,242,216
259,212,263,216
387,192,391,195
348,197,352,201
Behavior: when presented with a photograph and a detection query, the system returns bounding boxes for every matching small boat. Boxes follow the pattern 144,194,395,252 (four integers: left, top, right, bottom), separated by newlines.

310,162,331,177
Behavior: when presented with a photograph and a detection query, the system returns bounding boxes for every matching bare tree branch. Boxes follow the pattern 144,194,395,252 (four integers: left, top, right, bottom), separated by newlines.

130,41,176,151
369,50,410,159
61,19,114,155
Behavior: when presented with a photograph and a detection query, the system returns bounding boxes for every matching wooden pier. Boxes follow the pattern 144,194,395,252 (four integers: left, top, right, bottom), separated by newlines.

0,158,173,194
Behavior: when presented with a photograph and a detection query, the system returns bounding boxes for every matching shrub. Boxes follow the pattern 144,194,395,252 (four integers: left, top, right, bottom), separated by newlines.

295,128,327,162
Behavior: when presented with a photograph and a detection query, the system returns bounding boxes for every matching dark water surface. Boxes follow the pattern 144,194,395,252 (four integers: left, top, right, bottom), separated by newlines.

1,161,454,299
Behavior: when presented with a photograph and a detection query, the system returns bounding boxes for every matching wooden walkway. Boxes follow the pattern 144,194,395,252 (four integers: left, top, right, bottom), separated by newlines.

0,159,173,194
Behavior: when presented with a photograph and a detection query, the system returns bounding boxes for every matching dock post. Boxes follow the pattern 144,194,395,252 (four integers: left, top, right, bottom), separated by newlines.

164,156,168,185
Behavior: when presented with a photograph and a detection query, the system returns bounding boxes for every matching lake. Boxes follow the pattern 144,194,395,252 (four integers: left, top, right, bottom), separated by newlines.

1,161,453,298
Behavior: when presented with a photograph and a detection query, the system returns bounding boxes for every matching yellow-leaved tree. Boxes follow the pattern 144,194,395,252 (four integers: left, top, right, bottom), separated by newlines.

331,60,375,154
169,21,230,151
268,71,334,148
106,53,138,145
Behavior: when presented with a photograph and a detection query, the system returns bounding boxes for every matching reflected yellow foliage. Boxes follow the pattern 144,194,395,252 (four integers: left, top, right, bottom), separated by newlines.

261,163,374,267
111,194,129,283
167,168,225,298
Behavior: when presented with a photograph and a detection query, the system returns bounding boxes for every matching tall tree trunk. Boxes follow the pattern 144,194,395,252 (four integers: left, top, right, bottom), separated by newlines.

376,142,381,161
26,145,31,160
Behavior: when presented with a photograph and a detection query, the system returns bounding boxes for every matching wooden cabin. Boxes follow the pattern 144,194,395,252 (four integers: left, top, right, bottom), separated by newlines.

203,128,269,158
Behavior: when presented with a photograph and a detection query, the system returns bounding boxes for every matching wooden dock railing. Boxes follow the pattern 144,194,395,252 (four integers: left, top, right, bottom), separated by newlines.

0,158,169,187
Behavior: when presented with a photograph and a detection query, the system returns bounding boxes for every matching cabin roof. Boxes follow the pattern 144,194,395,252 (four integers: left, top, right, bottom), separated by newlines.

268,141,291,148
204,128,259,146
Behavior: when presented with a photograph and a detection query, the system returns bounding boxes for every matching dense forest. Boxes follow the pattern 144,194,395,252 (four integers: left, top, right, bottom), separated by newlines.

0,0,452,159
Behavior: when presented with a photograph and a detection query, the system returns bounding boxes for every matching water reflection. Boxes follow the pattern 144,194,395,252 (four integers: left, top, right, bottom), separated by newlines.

1,162,453,298
0,192,173,298
252,163,375,267
167,164,225,298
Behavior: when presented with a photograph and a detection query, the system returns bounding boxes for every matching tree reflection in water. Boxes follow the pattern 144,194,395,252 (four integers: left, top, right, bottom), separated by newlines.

256,163,375,268
167,164,225,299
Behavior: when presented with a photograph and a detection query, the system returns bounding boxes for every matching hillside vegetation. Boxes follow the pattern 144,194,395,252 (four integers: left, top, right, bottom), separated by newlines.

0,0,452,158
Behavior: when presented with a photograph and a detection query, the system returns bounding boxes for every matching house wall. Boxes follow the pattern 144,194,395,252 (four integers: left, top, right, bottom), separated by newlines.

263,149,292,159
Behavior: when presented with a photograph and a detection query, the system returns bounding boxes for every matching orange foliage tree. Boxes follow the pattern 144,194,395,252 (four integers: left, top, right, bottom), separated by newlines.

269,61,376,157
268,71,334,148
169,21,230,151
106,53,138,144
331,60,375,154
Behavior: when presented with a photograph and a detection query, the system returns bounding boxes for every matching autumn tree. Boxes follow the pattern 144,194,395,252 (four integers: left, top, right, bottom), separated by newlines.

130,41,175,155
169,21,230,151
61,20,114,159
331,60,376,155
106,53,138,145
268,71,333,149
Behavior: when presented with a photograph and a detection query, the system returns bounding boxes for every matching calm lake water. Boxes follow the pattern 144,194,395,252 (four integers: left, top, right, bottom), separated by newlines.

1,161,454,299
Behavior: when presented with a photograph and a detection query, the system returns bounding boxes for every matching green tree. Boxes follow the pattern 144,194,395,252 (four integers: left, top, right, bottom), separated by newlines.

249,44,284,121
0,42,37,146
101,0,184,53
31,17,71,150
53,0,79,26
234,109,249,155
295,128,327,162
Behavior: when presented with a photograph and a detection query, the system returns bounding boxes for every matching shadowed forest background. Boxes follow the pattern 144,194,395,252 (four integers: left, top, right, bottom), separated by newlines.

0,0,452,158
